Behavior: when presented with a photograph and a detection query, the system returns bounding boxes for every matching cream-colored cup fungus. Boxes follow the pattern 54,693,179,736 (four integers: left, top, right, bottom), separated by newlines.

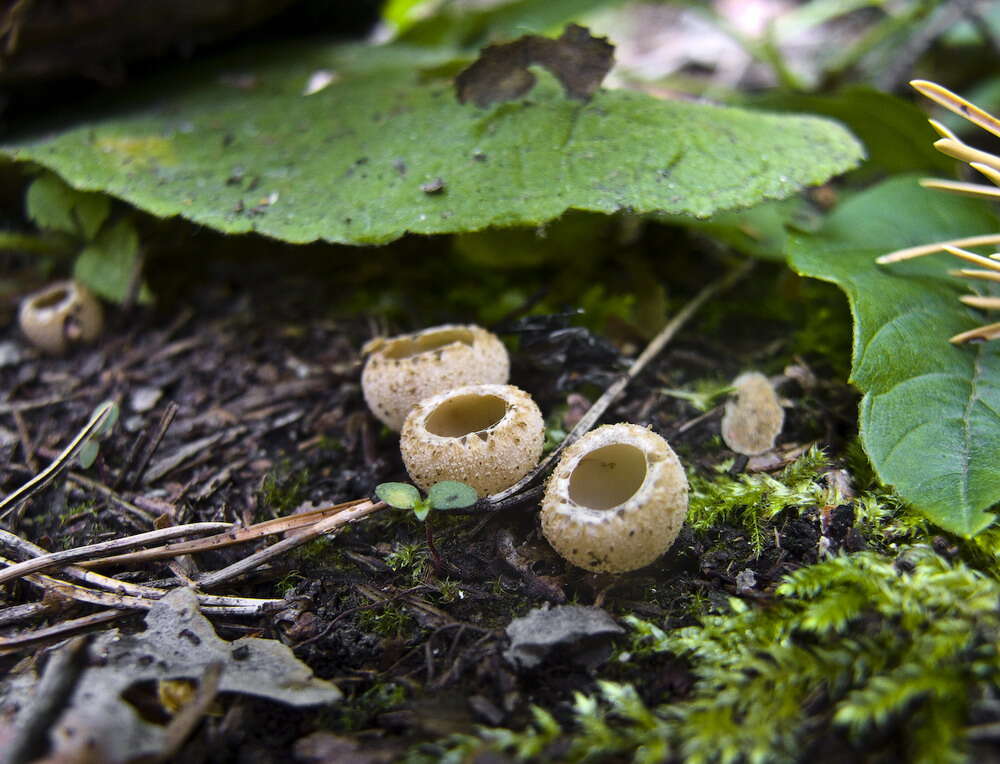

400,383,544,496
721,371,784,456
540,423,689,573
18,280,103,355
362,324,509,431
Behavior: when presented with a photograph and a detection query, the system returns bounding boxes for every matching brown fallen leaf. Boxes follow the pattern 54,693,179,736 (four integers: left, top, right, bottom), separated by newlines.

455,24,614,108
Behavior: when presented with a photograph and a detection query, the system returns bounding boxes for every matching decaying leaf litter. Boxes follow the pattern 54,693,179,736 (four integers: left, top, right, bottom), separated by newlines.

0,235,868,761
2,3,1000,762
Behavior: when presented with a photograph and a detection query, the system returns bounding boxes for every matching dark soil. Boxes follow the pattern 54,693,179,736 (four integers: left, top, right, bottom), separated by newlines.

0,244,860,763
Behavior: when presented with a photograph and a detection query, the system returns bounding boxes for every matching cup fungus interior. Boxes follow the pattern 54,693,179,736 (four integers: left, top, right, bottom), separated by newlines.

568,443,648,510
382,328,475,360
424,393,507,438
32,286,71,310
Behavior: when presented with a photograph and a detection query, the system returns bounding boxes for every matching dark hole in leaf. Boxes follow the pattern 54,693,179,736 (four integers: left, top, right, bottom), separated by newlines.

455,24,614,108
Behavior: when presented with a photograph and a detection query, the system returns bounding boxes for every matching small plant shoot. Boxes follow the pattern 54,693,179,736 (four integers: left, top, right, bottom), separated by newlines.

426,480,478,510
376,480,478,521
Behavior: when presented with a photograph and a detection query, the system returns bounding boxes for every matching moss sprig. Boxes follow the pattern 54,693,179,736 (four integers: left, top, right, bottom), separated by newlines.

411,546,1000,764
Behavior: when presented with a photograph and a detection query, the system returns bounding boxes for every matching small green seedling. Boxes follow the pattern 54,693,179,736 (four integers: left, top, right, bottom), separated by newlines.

22,172,152,304
660,380,735,412
375,480,478,521
77,400,119,469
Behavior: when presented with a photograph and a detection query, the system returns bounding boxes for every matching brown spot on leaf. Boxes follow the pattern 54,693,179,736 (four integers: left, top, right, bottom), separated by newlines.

455,24,614,108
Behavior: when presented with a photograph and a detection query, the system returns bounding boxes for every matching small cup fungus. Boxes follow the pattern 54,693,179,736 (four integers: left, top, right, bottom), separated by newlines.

18,280,103,355
720,371,784,456
400,383,544,496
540,423,688,573
362,324,509,431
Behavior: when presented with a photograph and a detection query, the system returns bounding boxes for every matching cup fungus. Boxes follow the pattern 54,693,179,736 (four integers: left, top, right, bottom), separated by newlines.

721,371,784,456
540,423,688,573
18,280,103,355
400,383,544,496
362,324,509,431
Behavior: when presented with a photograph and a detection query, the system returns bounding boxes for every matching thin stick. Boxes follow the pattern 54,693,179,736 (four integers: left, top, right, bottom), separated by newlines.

0,610,127,654
128,402,178,488
0,522,232,584
481,258,755,508
4,635,90,763
195,500,384,590
0,529,279,609
0,401,117,522
79,497,368,568
4,560,277,616
67,472,157,526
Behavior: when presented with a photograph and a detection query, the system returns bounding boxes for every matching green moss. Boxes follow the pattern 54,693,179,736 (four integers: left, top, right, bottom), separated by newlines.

258,459,310,515
357,605,415,639
413,546,1000,763
687,445,831,554
336,682,408,732
59,500,97,525
385,542,429,580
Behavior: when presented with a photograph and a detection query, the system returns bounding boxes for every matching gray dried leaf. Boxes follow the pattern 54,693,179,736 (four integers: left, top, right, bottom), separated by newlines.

4,589,340,763
504,605,623,670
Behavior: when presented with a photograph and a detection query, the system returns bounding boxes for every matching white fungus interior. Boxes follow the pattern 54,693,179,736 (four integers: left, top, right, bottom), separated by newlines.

424,394,508,437
568,443,647,509
382,328,474,360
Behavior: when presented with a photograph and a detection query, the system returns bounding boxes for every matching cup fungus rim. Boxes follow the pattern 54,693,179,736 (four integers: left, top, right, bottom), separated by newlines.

555,429,662,516
408,386,519,444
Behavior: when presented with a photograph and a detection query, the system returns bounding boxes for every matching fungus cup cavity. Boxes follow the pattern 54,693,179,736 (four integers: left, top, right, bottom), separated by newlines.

362,324,509,431
400,384,544,496
18,280,103,355
541,423,688,573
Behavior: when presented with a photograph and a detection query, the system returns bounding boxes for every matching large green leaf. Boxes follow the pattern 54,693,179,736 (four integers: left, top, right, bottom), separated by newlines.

1,41,862,245
789,176,1000,536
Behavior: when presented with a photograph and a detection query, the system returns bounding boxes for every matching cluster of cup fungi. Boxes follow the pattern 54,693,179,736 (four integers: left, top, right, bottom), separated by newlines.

13,281,784,576
362,324,783,573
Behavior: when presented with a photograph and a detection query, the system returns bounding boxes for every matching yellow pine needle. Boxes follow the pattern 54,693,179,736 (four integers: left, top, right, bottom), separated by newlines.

949,268,1000,283
959,295,1000,310
911,79,1000,140
919,178,1000,200
942,245,1000,271
933,139,1000,173
877,234,1000,264
950,321,1000,344
927,118,958,141
970,161,1000,187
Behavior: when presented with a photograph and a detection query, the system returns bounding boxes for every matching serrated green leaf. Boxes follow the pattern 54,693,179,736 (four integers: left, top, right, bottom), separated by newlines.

750,86,954,177
2,40,862,245
375,482,421,509
74,218,152,304
789,176,1000,536
428,480,478,509
26,173,111,240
